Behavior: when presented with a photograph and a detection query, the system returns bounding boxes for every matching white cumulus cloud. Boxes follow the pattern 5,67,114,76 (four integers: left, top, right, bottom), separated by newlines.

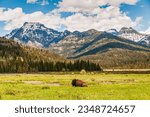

105,0,138,6
58,0,138,13
41,0,49,6
57,0,141,31
0,8,63,30
26,0,49,5
0,0,142,32
27,0,38,4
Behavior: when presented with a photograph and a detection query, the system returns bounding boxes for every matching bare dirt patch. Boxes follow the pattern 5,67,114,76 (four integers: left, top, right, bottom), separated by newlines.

3,80,16,83
46,82,60,86
98,79,136,84
23,81,61,86
23,81,43,85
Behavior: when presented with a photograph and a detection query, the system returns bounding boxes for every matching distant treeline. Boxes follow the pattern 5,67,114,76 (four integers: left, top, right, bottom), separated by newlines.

0,59,102,73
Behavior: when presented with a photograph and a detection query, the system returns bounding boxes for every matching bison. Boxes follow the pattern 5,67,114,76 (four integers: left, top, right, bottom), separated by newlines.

72,79,87,87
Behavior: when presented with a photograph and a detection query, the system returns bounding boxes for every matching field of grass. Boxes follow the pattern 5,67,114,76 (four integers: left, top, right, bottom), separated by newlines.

0,72,150,100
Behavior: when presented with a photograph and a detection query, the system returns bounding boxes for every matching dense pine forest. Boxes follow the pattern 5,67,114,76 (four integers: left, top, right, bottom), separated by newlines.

0,38,102,73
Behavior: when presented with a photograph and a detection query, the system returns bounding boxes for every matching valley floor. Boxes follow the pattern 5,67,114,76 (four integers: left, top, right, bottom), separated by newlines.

0,72,150,100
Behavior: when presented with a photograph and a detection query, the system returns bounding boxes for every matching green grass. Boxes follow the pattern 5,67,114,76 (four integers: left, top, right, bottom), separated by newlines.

0,73,150,100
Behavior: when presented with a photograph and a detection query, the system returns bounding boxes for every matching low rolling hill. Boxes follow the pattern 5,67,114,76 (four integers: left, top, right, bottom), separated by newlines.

0,37,65,62
0,37,66,72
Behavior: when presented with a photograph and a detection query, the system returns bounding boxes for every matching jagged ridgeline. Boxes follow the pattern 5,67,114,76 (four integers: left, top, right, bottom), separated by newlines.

0,37,102,73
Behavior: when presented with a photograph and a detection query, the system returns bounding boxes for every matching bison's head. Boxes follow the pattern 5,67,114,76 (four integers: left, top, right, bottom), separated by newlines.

72,79,77,86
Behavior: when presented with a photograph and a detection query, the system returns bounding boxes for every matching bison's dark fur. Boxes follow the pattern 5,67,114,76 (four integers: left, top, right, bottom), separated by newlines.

72,79,87,87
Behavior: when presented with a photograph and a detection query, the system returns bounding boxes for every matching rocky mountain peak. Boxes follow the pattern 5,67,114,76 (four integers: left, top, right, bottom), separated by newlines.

22,22,47,30
119,27,138,34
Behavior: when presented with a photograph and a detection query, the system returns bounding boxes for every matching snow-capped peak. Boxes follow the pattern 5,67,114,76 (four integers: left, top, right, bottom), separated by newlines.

118,27,146,42
106,27,149,45
5,22,64,48
22,22,46,31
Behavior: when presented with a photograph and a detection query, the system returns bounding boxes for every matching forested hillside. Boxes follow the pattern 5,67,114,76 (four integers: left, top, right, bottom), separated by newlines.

0,37,101,72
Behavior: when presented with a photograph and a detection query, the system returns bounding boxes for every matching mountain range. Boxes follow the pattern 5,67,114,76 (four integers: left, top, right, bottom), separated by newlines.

4,22,150,68
5,22,150,48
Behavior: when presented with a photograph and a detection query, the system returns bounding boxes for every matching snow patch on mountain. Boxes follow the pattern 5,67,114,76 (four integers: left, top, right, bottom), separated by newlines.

106,29,118,35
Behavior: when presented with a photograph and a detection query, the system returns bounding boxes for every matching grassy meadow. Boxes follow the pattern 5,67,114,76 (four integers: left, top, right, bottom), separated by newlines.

0,72,150,100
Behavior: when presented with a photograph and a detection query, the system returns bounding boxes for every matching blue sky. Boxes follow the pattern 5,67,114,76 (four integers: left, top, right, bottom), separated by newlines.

121,0,150,30
0,0,150,36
